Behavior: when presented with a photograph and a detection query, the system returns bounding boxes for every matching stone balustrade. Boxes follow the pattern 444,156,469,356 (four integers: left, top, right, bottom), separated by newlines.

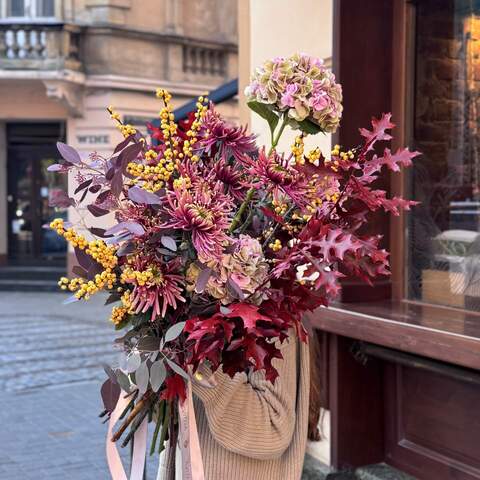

182,43,227,76
0,23,82,71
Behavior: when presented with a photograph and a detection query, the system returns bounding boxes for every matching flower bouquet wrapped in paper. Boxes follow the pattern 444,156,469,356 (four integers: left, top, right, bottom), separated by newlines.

47,53,417,479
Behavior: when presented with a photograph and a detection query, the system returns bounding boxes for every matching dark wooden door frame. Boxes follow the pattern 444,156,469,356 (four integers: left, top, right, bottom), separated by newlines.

6,122,66,265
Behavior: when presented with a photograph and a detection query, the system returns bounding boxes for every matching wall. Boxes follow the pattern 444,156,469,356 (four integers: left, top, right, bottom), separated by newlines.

68,0,237,41
238,0,334,466
239,0,333,156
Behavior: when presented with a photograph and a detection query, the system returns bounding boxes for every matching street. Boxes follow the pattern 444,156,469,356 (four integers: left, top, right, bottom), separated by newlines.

0,291,156,479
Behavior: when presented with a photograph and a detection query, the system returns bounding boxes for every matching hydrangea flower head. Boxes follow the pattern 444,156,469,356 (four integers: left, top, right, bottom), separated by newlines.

245,53,343,133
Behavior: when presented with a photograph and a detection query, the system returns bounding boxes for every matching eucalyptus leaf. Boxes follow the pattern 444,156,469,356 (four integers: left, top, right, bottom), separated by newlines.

135,362,149,395
128,186,162,205
105,292,122,306
118,352,128,372
164,322,186,343
195,267,212,294
57,142,81,165
115,369,131,392
150,360,167,392
117,242,135,256
220,305,232,315
126,352,141,373
166,359,189,380
102,363,117,384
101,379,121,413
226,276,245,300
137,336,161,351
160,236,177,252
63,295,78,305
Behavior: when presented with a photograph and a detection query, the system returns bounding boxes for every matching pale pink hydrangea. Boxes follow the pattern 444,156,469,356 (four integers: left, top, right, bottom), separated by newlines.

245,53,343,133
186,235,269,305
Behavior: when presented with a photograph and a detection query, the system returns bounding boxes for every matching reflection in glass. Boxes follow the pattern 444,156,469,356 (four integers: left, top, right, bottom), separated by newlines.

409,0,480,311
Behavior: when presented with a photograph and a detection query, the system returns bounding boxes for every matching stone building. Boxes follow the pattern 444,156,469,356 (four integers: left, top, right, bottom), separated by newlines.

0,0,238,286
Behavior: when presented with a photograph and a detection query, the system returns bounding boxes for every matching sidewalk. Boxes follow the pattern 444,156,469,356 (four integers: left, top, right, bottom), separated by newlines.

0,292,156,479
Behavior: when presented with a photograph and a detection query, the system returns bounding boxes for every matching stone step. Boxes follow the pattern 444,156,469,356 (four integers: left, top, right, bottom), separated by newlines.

0,265,65,281
0,278,59,292
301,456,417,480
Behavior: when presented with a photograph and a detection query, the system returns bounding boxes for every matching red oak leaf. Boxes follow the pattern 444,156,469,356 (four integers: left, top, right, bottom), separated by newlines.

312,228,363,263
363,147,420,180
359,113,395,148
223,303,273,331
160,375,186,403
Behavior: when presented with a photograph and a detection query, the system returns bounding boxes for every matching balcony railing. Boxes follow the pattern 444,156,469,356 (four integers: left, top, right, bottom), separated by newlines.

0,23,82,71
182,44,227,77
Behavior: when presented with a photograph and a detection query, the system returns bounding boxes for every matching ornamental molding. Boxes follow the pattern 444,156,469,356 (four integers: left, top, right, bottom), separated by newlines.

85,74,221,96
43,77,85,117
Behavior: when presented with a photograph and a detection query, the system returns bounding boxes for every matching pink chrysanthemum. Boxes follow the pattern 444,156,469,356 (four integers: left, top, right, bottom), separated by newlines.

211,159,247,200
200,108,257,162
242,148,309,206
163,180,233,262
123,259,185,321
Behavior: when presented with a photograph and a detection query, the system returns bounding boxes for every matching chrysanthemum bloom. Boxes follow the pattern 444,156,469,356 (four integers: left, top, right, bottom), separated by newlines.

242,147,309,207
210,159,247,200
163,180,233,262
199,108,257,162
245,53,343,133
121,259,185,321
186,234,270,304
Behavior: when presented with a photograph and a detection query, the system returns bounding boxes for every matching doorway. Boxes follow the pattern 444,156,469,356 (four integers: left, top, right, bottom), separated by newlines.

6,122,67,266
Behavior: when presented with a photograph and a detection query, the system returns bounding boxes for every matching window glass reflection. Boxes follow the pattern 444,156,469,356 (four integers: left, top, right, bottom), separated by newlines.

410,0,480,311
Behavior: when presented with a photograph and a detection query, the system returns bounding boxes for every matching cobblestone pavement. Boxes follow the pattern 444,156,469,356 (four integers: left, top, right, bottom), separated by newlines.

0,292,157,479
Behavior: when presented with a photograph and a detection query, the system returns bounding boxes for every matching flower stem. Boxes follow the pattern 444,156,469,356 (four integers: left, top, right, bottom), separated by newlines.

269,115,288,155
229,187,255,233
230,116,289,233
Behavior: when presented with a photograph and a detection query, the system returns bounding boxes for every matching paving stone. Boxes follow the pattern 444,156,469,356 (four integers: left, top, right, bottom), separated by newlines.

356,464,417,480
0,292,158,479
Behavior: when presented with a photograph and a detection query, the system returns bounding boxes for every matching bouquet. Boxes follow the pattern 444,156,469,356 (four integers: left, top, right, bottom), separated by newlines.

47,53,417,478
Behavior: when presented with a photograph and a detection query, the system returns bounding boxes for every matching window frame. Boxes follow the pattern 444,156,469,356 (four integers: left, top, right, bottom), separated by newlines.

1,0,59,22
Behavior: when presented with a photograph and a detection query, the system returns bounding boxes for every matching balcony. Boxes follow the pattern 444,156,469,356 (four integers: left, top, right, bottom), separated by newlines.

0,23,82,72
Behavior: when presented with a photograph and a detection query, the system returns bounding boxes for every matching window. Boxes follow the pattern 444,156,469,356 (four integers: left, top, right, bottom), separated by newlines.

6,0,55,18
408,0,480,312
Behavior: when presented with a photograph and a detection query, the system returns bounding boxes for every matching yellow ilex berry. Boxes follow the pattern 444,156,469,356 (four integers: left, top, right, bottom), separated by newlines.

120,267,154,286
117,124,136,138
306,147,321,165
272,199,288,215
292,135,305,165
268,239,283,252
183,95,208,161
85,239,118,271
110,306,127,325
173,176,192,190
145,149,158,161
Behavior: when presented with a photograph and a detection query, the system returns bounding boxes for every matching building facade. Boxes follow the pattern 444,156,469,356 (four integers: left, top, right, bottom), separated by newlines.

0,0,238,284
240,1,480,479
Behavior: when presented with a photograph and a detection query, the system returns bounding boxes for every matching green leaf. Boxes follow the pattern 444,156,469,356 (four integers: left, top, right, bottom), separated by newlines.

296,118,323,135
247,101,279,135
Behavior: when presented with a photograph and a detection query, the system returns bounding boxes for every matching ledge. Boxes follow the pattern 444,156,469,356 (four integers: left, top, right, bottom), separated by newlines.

309,301,480,370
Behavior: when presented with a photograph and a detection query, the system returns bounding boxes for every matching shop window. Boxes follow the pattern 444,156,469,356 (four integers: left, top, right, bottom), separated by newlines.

409,0,480,311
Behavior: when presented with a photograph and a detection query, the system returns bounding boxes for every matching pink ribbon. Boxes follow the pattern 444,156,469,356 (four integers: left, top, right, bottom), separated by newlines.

178,380,205,480
107,391,148,480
